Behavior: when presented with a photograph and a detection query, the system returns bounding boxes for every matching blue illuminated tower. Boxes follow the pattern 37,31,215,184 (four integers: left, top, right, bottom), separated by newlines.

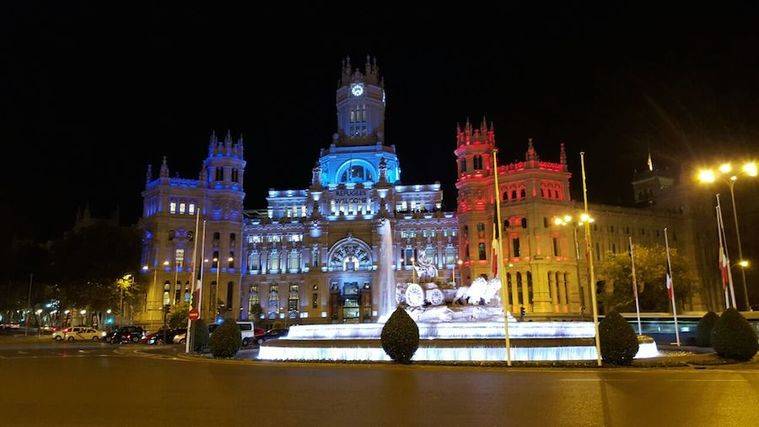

318,56,400,187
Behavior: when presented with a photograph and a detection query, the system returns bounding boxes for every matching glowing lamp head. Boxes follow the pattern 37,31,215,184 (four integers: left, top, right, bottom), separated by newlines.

743,162,758,177
35,309,43,315
227,257,234,262
163,260,170,266
64,310,70,315
106,309,112,314
718,163,732,174
141,265,149,271
553,217,564,226
697,169,716,184
457,259,463,266
80,310,87,316
563,215,572,223
738,260,750,268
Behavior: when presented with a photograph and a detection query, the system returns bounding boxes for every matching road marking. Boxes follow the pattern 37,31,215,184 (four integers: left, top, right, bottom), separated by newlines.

666,379,747,382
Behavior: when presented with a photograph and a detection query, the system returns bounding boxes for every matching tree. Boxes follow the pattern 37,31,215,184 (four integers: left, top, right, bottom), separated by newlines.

597,244,696,313
209,320,242,358
168,302,190,329
711,308,758,361
599,310,639,365
49,223,140,313
696,311,719,347
380,307,419,364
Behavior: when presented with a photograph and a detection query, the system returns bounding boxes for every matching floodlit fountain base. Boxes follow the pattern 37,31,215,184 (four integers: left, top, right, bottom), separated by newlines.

257,321,659,362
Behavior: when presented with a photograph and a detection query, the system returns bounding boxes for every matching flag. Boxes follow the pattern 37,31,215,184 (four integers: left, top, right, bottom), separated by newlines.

491,223,499,277
719,245,729,291
666,274,674,301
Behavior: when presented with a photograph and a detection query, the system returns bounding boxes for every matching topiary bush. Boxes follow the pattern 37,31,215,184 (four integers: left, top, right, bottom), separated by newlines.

711,308,758,361
599,310,639,365
696,311,719,347
381,307,419,364
192,319,209,352
209,319,242,358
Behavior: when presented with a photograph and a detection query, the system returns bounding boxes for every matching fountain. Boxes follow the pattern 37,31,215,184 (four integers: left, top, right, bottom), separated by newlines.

258,220,659,362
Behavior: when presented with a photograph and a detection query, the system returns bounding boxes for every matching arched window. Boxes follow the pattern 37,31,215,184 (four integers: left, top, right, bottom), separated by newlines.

527,272,533,305
288,250,299,272
215,167,224,181
248,285,260,318
516,272,524,305
503,191,509,201
504,219,510,229
563,273,570,305
476,223,485,238
506,273,513,306
478,243,487,260
520,189,526,199
225,282,234,310
521,218,528,228
268,286,279,318
459,159,467,173
547,272,553,300
339,164,374,183
511,190,517,200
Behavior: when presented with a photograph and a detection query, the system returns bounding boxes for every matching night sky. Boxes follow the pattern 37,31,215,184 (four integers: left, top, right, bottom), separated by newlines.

2,3,758,242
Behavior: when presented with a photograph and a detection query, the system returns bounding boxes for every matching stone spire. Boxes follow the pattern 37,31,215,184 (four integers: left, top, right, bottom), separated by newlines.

208,130,217,156
311,162,322,189
647,150,654,171
160,156,169,178
145,164,153,185
559,142,567,165
378,157,388,184
525,138,538,162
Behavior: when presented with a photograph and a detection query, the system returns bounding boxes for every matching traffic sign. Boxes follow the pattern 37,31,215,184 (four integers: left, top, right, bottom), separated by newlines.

188,309,199,320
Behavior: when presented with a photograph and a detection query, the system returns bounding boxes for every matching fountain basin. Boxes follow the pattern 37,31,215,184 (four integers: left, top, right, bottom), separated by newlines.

259,322,659,362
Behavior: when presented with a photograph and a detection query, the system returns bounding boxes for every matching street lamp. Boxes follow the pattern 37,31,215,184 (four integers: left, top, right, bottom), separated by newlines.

697,161,757,310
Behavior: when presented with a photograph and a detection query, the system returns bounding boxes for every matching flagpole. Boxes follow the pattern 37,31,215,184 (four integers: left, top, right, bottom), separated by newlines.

716,195,737,308
629,236,642,336
580,152,602,366
186,208,201,353
492,148,512,366
664,227,680,347
715,203,730,309
198,220,207,319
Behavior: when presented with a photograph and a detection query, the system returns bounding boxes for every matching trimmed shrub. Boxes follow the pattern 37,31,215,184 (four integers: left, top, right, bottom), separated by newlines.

192,319,209,352
381,307,419,364
696,311,719,347
599,310,639,365
209,319,242,358
711,308,758,361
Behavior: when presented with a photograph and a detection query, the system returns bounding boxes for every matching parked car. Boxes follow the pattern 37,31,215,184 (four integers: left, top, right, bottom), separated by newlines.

140,327,184,345
52,328,71,341
64,327,105,341
257,328,288,345
172,329,188,344
106,326,145,344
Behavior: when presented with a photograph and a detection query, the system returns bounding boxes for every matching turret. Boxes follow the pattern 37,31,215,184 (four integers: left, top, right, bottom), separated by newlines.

335,56,385,144
160,156,169,178
454,116,496,181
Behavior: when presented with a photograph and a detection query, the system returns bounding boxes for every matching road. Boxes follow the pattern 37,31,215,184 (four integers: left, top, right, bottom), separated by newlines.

1,342,758,426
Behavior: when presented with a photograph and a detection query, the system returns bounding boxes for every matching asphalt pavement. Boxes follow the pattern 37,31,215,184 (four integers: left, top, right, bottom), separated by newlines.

1,341,758,426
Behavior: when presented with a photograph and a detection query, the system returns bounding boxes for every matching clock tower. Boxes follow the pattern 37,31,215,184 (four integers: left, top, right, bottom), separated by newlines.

335,55,385,145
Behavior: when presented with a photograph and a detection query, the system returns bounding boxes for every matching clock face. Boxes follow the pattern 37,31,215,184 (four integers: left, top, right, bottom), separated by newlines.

351,84,364,97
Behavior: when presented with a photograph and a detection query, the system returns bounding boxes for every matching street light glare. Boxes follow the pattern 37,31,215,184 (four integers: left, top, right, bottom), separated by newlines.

554,217,564,226
718,163,732,174
563,215,572,222
743,162,758,177
738,260,750,268
697,169,716,183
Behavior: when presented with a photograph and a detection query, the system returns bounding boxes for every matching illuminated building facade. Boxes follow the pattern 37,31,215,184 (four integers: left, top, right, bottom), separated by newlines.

135,57,713,329
241,57,458,323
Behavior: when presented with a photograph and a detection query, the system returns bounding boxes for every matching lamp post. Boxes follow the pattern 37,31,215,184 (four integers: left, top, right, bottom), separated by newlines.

697,161,757,310
453,259,463,286
579,152,602,367
116,274,133,327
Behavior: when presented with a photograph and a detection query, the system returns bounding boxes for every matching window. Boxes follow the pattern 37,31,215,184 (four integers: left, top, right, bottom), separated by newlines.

226,282,234,310
595,242,600,261
521,218,528,229
478,243,487,260
503,192,509,201
513,238,521,258
248,285,259,310
520,189,526,199
215,167,223,181
230,233,236,243
231,168,239,182
516,273,523,305
459,159,467,172
543,217,548,228
473,155,483,170
179,203,186,214
511,190,517,200
476,223,485,238
552,237,559,257
339,164,373,183
288,284,300,317
188,203,195,215
504,219,510,229
175,249,185,269
527,272,533,305
213,232,220,241
563,273,570,305
462,225,469,237
506,273,513,306
229,252,235,268
169,202,177,214
268,286,279,315
212,251,219,268
249,252,260,271
312,292,319,309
